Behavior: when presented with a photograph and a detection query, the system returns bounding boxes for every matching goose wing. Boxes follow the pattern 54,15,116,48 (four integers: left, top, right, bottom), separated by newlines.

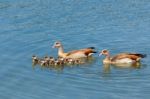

111,53,146,62
66,48,96,57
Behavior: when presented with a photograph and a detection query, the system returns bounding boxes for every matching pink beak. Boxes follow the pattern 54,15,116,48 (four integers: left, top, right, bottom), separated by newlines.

99,53,102,57
52,46,55,48
52,44,56,48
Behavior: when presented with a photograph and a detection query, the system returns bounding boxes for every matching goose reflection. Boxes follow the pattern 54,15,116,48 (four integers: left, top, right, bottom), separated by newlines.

103,62,142,73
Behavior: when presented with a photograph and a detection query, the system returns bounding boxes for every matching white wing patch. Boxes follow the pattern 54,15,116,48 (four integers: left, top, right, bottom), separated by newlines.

115,58,134,64
88,53,94,56
67,52,87,59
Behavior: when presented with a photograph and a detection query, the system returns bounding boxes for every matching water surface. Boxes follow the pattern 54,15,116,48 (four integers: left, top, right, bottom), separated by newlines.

0,0,150,99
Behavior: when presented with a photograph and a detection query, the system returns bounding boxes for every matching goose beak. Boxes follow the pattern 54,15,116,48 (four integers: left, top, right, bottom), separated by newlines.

52,45,55,48
99,53,102,57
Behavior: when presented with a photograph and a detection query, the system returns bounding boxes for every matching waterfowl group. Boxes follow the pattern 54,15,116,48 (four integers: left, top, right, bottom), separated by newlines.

32,55,85,67
32,41,147,68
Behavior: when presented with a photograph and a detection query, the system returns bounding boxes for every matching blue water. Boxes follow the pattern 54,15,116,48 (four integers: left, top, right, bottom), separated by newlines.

0,0,150,99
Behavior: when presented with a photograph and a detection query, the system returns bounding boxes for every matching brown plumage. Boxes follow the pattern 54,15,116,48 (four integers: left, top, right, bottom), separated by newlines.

111,53,146,62
66,48,96,56
53,41,96,59
99,49,146,64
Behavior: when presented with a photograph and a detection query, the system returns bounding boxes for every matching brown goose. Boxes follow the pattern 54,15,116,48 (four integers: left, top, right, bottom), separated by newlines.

99,49,146,64
53,41,96,59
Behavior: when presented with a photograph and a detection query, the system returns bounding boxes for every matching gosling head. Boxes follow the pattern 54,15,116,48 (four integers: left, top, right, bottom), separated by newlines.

44,56,50,61
32,55,39,63
54,60,61,66
40,60,47,66
67,58,75,64
49,56,55,61
32,55,38,60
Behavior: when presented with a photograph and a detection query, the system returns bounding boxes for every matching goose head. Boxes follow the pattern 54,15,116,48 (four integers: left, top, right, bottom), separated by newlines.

99,49,109,56
53,41,62,48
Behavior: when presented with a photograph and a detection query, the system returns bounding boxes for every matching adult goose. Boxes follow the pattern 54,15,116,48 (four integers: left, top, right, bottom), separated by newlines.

53,41,97,59
99,49,146,64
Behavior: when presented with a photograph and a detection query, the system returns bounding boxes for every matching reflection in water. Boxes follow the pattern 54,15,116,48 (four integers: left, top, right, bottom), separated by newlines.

112,62,141,69
1,0,149,99
103,64,111,74
103,62,142,73
32,63,64,72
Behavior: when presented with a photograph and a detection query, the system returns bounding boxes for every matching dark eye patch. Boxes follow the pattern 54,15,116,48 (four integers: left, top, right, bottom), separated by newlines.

103,50,107,53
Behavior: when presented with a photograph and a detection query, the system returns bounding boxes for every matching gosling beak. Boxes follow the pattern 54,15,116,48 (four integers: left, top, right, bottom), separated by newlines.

99,53,102,57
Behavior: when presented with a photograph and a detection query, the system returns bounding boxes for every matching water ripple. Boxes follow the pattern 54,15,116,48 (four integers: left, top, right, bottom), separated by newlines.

0,0,150,99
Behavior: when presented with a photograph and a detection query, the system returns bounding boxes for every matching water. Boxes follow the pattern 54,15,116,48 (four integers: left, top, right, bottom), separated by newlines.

0,0,150,99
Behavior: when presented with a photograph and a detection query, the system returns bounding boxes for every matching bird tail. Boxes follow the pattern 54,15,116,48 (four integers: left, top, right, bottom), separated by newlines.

130,53,147,58
92,51,97,53
87,47,95,49
138,54,147,58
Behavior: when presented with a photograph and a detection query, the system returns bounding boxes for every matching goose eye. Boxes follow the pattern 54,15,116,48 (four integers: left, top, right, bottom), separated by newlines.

56,42,59,45
103,50,107,53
